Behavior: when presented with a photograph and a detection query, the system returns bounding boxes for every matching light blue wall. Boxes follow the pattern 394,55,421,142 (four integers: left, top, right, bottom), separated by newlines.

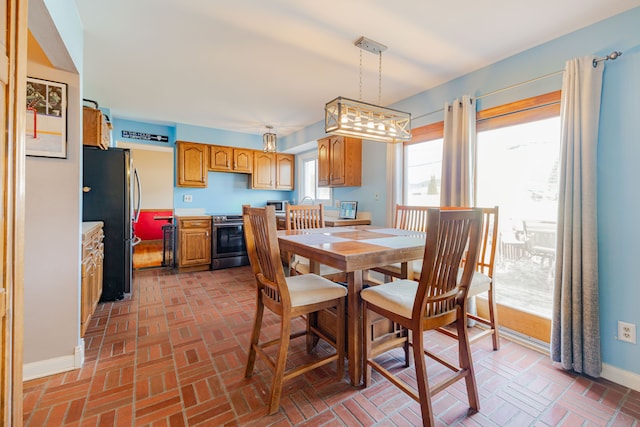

332,142,388,225
112,118,176,149
596,19,640,373
282,7,640,375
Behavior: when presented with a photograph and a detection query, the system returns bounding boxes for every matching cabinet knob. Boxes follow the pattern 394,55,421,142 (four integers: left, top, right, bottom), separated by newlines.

83,186,91,193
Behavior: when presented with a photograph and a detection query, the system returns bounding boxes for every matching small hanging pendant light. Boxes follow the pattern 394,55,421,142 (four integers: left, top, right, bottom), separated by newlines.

263,125,277,153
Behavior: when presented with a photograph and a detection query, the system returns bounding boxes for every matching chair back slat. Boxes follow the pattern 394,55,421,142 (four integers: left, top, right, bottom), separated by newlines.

415,209,482,321
477,207,499,277
395,205,430,232
243,205,290,310
286,204,325,230
423,205,499,278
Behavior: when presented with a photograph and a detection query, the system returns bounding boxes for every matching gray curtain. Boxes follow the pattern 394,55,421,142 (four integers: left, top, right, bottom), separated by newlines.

441,95,476,206
551,55,603,377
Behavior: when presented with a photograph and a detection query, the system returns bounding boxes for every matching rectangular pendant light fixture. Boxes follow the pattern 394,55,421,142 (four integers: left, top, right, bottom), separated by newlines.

324,37,411,143
325,96,411,143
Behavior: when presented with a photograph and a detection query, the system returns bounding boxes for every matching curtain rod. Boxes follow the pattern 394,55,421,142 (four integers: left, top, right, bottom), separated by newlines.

413,50,622,121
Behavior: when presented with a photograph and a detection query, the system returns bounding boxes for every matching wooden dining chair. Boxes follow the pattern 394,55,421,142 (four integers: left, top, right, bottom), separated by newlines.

371,205,430,280
437,206,501,350
286,203,325,230
361,208,483,427
374,205,501,350
285,204,345,280
243,205,347,415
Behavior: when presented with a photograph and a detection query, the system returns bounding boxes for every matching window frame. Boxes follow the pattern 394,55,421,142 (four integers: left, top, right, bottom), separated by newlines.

297,150,332,204
477,90,561,131
403,121,444,205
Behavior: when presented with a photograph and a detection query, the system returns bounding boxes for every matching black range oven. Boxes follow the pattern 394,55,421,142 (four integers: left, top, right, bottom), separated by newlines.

211,214,250,270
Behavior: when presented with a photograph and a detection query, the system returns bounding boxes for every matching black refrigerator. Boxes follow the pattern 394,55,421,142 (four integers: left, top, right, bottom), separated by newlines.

83,146,140,301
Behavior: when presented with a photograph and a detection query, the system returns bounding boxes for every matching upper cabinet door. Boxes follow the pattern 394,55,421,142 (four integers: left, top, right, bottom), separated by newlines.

252,152,275,189
329,136,346,186
233,148,253,173
177,141,208,187
276,154,294,190
318,136,361,187
318,137,330,187
209,145,232,171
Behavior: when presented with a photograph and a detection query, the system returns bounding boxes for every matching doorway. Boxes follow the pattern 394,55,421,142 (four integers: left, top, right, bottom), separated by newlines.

476,112,560,343
117,141,174,269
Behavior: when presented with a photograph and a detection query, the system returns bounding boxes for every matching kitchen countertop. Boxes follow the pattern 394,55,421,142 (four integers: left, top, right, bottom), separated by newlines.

275,213,371,228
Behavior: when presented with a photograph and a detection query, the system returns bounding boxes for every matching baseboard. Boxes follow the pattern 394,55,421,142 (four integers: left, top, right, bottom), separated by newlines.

23,341,84,381
499,329,640,392
602,363,640,392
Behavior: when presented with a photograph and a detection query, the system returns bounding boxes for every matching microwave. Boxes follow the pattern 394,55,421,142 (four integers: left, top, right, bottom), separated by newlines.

266,200,289,213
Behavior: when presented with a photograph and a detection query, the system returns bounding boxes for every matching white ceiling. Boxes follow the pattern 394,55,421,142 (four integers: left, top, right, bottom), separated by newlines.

73,0,639,137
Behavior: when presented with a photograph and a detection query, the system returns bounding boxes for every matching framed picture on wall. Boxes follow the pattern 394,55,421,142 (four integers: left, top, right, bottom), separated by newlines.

25,77,67,158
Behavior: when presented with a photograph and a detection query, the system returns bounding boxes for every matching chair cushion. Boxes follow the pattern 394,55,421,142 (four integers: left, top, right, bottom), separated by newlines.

291,255,345,276
360,279,418,319
286,274,347,307
412,262,491,296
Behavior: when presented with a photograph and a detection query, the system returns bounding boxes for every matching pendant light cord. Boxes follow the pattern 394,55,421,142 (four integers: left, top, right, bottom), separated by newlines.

359,49,384,104
378,51,382,105
359,49,363,101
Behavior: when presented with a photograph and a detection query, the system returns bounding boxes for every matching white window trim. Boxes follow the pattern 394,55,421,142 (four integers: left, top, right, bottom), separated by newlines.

296,150,332,205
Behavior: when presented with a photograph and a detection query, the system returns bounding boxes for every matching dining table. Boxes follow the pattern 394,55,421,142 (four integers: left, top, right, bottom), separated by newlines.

277,225,426,386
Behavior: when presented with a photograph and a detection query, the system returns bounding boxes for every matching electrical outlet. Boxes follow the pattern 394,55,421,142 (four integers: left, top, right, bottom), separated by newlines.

335,200,341,208
618,321,636,344
183,194,193,203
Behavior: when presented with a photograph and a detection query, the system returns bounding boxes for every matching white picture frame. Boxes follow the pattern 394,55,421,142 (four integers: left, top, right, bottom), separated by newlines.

339,201,358,220
25,77,67,158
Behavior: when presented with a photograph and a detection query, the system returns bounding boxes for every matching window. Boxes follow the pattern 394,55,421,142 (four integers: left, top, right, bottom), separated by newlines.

298,151,331,203
477,91,561,322
403,122,444,205
402,92,561,342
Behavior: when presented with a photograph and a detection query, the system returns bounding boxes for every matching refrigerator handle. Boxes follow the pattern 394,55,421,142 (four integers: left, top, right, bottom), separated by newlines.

133,168,142,223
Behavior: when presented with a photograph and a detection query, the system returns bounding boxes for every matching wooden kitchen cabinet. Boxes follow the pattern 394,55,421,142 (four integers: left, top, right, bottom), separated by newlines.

81,221,104,337
177,141,208,187
318,136,362,187
234,148,254,173
176,216,211,271
252,152,294,190
252,152,275,189
209,145,253,174
83,107,111,149
209,145,233,171
276,153,294,190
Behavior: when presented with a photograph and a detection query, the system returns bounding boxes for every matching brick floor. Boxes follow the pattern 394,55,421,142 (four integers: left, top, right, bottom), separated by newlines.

23,267,639,426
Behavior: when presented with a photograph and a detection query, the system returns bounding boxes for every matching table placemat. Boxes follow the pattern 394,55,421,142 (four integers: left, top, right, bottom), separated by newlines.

362,235,426,249
280,233,349,245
